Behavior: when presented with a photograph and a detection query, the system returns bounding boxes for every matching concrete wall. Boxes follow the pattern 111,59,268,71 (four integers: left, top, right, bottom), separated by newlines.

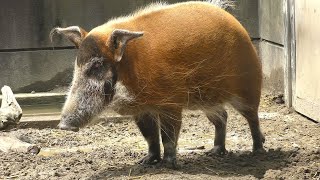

259,0,286,94
231,0,260,55
1,0,174,93
0,0,284,94
231,0,259,39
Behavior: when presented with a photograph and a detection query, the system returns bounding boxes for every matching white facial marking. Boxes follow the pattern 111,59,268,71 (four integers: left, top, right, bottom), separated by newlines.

108,81,134,111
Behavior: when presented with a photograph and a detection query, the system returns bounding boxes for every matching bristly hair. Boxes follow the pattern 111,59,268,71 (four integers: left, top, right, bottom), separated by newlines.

206,0,235,10
106,1,235,26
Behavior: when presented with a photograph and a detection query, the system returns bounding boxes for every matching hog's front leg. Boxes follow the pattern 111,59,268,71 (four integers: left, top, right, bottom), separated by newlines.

159,108,182,169
135,113,161,165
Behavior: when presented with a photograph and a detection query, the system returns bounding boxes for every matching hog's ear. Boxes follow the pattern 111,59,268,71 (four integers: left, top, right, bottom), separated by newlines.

50,26,88,48
110,29,144,62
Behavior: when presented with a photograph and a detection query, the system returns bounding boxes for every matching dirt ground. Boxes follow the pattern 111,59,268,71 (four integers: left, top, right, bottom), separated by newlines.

0,93,319,180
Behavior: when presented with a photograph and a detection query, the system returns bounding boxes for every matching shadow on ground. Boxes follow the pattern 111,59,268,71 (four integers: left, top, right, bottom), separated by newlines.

89,149,295,179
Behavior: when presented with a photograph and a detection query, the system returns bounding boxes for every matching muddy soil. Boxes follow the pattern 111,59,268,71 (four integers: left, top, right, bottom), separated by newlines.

0,94,319,180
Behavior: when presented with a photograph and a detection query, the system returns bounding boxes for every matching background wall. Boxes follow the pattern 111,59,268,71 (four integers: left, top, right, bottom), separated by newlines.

0,0,284,94
259,0,285,94
1,0,180,93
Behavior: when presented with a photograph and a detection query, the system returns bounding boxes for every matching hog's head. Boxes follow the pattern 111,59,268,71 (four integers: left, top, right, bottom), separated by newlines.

50,26,143,131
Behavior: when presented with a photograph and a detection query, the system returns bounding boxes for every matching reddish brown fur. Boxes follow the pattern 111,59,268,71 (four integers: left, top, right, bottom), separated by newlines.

89,2,261,113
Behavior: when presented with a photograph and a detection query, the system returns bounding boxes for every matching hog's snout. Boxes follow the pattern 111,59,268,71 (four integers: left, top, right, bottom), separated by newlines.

58,114,81,132
57,122,80,132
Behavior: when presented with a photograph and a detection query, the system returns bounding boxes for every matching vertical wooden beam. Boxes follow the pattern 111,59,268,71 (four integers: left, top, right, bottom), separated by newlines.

289,0,296,107
283,0,295,107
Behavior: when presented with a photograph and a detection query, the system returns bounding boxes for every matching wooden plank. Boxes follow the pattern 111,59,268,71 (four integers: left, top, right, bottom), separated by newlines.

295,98,320,122
294,0,320,122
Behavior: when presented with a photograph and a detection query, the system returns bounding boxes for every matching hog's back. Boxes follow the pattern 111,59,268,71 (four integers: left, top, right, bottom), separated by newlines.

112,2,262,109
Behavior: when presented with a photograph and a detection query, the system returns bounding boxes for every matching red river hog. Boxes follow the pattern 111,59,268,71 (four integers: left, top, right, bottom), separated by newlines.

50,0,265,169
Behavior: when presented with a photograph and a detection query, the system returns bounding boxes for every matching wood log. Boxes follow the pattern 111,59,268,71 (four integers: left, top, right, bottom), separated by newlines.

0,135,40,154
0,86,22,129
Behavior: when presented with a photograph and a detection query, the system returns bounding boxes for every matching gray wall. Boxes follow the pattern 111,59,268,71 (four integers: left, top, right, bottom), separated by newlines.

0,0,170,92
259,0,285,94
231,0,259,39
0,0,186,93
1,0,283,94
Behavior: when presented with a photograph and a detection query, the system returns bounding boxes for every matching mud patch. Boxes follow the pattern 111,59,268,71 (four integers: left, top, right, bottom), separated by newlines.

0,94,319,179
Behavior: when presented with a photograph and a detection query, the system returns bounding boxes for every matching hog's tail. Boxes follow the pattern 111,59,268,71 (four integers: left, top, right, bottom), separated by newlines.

207,0,235,10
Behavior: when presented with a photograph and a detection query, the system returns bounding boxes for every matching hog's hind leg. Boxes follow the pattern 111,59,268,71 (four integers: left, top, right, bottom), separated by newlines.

135,113,161,165
205,107,228,155
239,108,265,152
231,101,266,153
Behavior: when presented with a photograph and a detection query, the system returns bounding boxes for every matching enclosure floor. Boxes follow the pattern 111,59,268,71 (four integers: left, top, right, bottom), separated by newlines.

0,93,319,179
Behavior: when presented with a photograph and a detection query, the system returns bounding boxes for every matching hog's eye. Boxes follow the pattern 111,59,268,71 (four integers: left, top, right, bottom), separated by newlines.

92,60,103,68
85,57,106,79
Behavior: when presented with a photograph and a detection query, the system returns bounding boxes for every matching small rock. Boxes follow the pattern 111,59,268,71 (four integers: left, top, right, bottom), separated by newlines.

27,145,41,155
31,91,36,94
54,171,61,177
85,159,93,164
304,169,311,173
313,149,320,154
273,94,285,104
293,147,300,152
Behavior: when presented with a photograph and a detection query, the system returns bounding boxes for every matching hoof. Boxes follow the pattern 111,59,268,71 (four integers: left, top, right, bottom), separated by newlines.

158,157,180,170
138,154,161,165
253,148,267,154
206,146,228,156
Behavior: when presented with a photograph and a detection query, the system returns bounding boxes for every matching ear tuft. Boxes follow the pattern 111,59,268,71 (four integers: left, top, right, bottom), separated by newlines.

49,26,88,48
110,29,144,62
